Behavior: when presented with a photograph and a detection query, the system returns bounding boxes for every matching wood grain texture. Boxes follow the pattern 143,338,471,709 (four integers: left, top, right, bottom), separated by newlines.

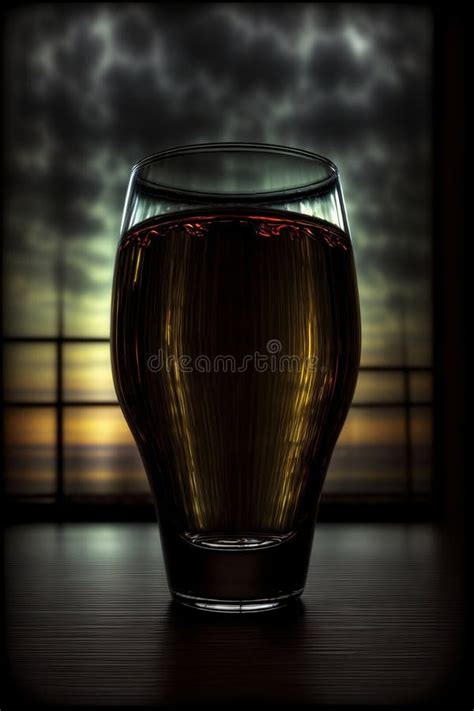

3,523,464,706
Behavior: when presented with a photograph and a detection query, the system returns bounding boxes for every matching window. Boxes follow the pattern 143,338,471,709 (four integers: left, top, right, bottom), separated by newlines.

3,339,433,503
2,5,434,509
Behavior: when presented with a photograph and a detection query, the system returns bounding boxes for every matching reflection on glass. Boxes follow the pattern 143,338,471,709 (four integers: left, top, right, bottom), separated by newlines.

64,406,147,494
64,344,117,402
325,408,406,493
4,407,56,494
3,344,56,402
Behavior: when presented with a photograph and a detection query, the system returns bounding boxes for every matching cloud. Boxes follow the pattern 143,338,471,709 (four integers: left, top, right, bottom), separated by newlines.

3,3,433,363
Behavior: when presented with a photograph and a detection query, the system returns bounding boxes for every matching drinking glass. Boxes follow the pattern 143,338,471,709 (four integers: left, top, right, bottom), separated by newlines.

111,143,360,612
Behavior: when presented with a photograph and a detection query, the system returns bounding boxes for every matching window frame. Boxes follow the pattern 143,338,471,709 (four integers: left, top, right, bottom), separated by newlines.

2,335,435,514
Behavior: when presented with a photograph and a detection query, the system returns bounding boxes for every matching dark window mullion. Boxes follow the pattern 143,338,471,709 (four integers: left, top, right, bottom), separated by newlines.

56,337,64,505
403,369,414,500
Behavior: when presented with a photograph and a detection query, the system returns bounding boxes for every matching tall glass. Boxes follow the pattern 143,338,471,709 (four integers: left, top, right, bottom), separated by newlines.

111,143,360,612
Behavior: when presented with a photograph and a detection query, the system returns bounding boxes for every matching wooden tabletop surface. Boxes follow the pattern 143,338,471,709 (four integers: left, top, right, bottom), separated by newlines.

3,522,465,706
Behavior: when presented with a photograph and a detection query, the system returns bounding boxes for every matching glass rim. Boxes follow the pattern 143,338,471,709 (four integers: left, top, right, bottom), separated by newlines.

131,142,340,202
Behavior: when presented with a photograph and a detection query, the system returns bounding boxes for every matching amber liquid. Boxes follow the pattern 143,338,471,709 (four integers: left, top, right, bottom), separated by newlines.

111,208,360,608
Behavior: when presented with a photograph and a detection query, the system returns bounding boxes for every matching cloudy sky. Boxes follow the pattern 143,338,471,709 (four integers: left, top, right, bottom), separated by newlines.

4,2,433,364
3,3,434,498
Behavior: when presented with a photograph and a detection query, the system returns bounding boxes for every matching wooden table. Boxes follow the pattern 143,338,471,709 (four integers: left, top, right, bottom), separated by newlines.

3,522,465,706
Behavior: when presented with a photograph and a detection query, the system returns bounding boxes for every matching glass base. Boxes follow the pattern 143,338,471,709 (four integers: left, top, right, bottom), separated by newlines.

172,588,304,614
159,518,316,611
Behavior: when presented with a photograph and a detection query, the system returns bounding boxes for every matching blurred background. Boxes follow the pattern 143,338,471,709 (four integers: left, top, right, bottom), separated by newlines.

2,3,434,515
